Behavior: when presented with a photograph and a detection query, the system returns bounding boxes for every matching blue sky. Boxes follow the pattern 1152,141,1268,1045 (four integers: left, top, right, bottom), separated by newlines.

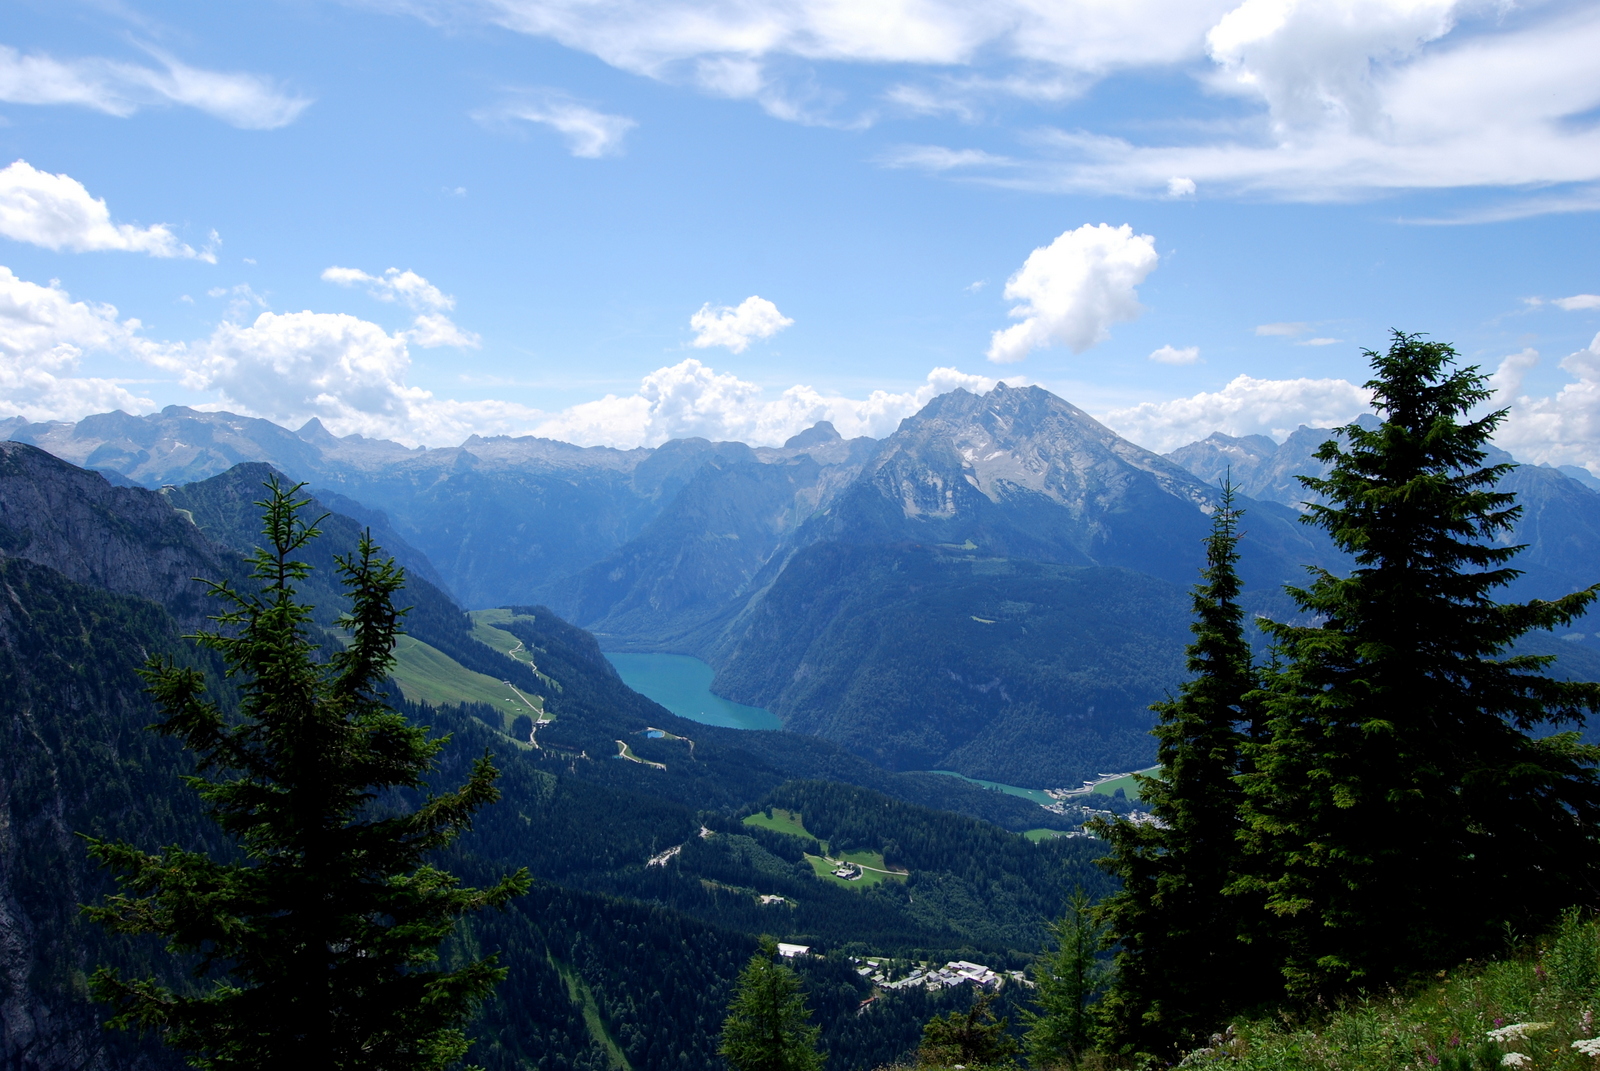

2,0,1598,463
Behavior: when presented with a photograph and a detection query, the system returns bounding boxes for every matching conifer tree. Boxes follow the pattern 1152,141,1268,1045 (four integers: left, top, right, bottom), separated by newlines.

83,478,529,1070
915,991,1018,1070
719,936,826,1071
1239,332,1600,999
1092,481,1268,1057
1021,887,1105,1069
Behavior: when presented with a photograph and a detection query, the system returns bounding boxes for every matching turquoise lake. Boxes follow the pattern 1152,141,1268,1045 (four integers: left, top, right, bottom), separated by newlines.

604,653,782,731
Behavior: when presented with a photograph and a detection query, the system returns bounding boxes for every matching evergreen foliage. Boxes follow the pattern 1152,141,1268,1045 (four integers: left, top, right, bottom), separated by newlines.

1239,332,1600,999
913,991,1019,1070
1093,482,1271,1055
82,478,529,1070
720,936,826,1071
1021,888,1106,1069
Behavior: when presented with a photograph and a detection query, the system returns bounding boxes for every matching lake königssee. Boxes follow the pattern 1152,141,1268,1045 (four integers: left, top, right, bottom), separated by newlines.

604,652,782,730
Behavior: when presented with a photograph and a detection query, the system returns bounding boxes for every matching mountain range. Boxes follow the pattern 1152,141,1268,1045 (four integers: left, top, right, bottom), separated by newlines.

6,379,1600,1070
9,383,1600,786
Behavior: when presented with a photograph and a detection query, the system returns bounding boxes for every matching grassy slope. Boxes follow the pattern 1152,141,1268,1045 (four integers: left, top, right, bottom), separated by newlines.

1189,910,1600,1071
743,809,909,889
388,634,541,727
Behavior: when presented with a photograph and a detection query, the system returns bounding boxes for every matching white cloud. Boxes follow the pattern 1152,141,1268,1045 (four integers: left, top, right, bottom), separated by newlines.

365,1,1600,206
1149,344,1200,365
1205,0,1458,137
321,266,480,349
690,296,793,353
532,359,1010,448
1165,176,1196,198
1297,336,1342,346
0,266,161,421
170,310,518,442
322,266,453,312
1097,372,1373,453
1493,337,1600,471
870,5,1600,206
0,160,215,260
397,0,1223,87
1555,295,1600,312
0,44,310,129
1256,321,1308,336
987,223,1158,363
475,91,636,157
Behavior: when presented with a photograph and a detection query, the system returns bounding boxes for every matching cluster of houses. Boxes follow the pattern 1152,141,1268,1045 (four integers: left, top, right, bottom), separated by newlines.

851,958,1027,992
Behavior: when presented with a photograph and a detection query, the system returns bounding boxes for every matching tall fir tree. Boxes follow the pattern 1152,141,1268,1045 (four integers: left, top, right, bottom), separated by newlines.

1239,332,1600,999
1093,482,1270,1058
83,478,529,1070
1021,887,1105,1069
719,937,826,1071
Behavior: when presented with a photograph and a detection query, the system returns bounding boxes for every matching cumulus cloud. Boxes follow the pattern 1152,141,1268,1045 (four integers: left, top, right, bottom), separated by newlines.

987,223,1158,363
1149,344,1200,365
1555,295,1600,311
0,160,215,260
163,310,522,443
1097,373,1373,453
475,90,636,157
0,266,163,421
1494,336,1600,473
0,44,310,129
321,266,480,348
532,360,1009,448
689,296,794,353
1165,176,1196,198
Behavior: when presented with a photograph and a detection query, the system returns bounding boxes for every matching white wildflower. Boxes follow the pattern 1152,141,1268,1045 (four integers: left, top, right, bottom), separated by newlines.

1488,1022,1553,1043
1501,1053,1531,1068
1574,1037,1600,1057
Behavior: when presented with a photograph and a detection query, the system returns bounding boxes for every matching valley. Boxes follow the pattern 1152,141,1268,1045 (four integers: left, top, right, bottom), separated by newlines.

5,376,1600,1071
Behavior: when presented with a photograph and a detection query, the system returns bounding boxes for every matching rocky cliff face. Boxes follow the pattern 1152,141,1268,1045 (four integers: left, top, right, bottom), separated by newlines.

0,443,230,625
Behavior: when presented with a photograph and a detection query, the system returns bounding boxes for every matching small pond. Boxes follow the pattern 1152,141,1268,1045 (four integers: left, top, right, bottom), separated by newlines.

604,652,782,731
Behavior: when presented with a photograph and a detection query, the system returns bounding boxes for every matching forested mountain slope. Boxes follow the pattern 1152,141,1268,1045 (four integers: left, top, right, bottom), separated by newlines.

708,545,1190,784
0,449,1101,1071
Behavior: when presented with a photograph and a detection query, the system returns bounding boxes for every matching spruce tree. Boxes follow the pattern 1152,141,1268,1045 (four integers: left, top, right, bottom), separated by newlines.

1021,887,1105,1069
915,991,1018,1070
719,937,826,1071
1239,332,1600,999
1092,482,1268,1057
83,478,530,1070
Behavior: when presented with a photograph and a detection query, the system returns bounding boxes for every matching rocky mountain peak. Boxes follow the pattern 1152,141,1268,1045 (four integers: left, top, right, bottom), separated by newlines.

783,421,842,449
874,382,1212,515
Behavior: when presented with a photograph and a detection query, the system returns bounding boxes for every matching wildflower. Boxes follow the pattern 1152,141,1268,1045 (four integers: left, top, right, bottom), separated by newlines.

1586,1008,1596,1033
1501,1054,1530,1068
1489,1023,1554,1043
1448,1034,1461,1048
1574,1037,1600,1057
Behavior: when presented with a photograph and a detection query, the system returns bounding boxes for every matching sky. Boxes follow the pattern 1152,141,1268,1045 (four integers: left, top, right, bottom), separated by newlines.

2,0,1599,467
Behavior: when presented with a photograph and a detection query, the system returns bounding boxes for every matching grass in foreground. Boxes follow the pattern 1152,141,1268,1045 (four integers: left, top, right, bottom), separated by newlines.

1182,909,1600,1071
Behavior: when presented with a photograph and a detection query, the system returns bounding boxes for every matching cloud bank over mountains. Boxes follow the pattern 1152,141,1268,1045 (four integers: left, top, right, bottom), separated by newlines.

4,251,1600,471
